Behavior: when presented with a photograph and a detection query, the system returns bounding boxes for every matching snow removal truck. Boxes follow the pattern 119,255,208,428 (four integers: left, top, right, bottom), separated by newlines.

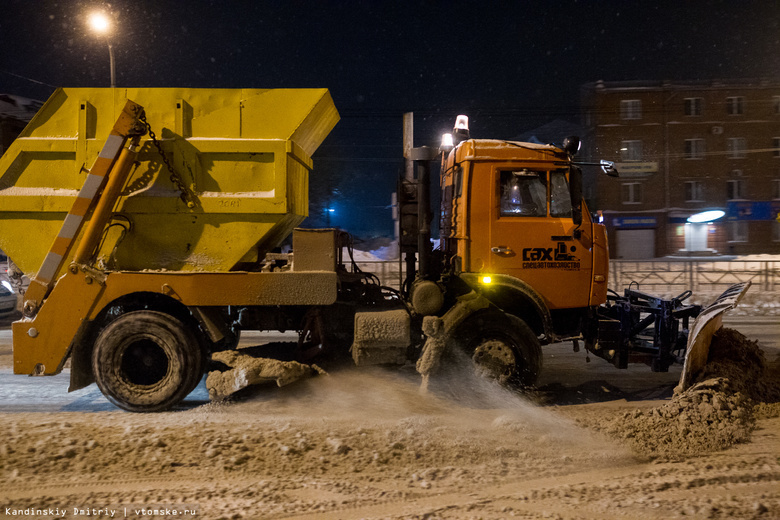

0,88,750,411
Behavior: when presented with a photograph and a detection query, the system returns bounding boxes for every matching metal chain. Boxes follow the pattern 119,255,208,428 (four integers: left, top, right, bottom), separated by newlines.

138,111,196,209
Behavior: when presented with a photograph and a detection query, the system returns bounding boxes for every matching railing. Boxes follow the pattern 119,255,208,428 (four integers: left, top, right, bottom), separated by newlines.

609,260,780,295
5,255,778,298
350,258,780,296
347,259,407,291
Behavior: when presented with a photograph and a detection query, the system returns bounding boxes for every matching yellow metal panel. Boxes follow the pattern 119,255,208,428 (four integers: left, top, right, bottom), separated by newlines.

0,88,340,275
239,89,340,156
13,273,104,375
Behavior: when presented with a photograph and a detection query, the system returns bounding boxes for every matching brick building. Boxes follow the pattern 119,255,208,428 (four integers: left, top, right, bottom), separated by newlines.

580,80,780,259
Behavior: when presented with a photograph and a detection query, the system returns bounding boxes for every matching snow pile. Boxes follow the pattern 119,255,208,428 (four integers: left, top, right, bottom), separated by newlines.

350,244,398,261
206,351,325,400
593,328,780,460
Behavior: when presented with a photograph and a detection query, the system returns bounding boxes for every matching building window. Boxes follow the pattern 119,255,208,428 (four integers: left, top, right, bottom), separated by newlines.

620,99,642,120
727,179,745,200
685,138,706,159
620,140,643,162
684,97,702,116
684,181,704,202
622,182,642,204
728,221,748,243
727,137,746,159
774,137,780,158
727,96,744,115
774,96,780,115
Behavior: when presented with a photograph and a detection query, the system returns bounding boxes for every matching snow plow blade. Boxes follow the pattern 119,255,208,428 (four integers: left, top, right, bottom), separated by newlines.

678,282,751,392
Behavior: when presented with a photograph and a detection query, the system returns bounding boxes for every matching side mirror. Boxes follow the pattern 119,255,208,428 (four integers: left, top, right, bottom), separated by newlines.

570,166,583,226
600,160,619,177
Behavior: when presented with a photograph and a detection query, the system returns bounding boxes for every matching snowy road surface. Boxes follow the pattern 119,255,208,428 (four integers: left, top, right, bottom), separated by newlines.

0,317,777,519
0,317,774,413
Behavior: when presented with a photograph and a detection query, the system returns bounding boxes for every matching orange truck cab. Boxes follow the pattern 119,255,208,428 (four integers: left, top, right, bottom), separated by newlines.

438,137,609,344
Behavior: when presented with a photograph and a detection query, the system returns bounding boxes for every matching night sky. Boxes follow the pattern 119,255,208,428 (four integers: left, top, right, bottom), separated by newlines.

2,0,779,239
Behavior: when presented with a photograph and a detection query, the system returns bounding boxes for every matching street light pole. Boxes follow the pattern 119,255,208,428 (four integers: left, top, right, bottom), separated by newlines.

107,41,115,88
88,11,115,88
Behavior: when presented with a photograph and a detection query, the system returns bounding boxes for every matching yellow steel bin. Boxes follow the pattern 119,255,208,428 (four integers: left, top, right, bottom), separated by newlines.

0,88,339,275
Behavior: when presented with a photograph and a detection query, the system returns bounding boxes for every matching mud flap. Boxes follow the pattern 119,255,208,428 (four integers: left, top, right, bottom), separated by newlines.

677,282,751,392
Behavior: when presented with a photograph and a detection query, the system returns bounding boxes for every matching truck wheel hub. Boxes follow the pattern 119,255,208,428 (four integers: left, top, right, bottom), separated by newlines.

472,339,516,381
121,339,169,386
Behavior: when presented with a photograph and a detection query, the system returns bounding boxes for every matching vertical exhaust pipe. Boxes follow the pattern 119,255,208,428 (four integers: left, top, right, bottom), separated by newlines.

411,146,438,279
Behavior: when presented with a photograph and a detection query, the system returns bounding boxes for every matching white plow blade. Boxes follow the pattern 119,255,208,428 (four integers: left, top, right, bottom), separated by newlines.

678,281,752,392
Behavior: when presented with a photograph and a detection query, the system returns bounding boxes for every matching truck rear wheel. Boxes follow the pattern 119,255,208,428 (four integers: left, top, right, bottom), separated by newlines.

92,310,204,412
451,311,542,388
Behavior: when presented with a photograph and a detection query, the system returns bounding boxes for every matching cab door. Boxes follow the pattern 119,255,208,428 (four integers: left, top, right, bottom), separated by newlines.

487,167,593,310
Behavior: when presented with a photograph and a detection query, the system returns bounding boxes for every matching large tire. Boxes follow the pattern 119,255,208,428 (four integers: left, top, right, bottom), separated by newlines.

92,310,204,412
449,310,542,388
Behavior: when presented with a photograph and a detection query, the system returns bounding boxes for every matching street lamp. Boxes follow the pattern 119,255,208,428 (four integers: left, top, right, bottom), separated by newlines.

88,11,115,88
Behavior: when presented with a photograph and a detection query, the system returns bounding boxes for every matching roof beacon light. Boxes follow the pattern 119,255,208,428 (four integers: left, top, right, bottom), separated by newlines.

452,114,470,144
687,210,725,223
440,133,454,153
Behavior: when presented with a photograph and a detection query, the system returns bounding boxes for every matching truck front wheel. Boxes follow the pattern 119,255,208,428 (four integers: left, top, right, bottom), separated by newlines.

452,311,542,388
92,310,204,412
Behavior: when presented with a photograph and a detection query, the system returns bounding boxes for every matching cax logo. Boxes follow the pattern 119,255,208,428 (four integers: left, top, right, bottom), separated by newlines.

522,242,577,261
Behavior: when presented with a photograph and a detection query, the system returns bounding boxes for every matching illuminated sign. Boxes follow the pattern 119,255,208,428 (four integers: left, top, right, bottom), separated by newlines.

613,162,658,178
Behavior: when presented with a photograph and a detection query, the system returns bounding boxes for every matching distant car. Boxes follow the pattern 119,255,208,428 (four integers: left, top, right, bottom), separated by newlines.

0,280,18,316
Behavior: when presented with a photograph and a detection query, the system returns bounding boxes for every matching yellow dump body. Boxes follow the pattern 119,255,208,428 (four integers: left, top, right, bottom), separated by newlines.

0,88,339,276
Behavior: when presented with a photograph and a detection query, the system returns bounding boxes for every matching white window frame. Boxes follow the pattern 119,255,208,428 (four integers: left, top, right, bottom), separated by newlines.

685,138,706,159
727,96,744,115
728,221,748,243
622,182,642,204
684,97,702,116
620,140,643,162
684,180,704,202
727,137,746,159
620,99,642,120
727,179,745,200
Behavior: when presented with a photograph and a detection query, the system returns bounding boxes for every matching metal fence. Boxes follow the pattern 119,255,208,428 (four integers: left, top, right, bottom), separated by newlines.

351,259,780,296
609,260,780,295
350,260,406,290
5,256,778,298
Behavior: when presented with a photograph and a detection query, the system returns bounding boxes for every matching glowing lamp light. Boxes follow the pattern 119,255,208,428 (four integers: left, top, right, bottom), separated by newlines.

454,115,469,132
687,210,725,223
88,12,111,34
481,275,492,284
440,133,454,152
1,280,12,292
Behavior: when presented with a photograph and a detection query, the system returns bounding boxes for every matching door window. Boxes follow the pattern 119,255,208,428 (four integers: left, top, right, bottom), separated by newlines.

550,170,573,217
499,170,547,217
